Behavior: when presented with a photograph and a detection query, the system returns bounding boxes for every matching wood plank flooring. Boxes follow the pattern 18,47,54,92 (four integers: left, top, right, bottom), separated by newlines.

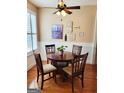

27,63,97,93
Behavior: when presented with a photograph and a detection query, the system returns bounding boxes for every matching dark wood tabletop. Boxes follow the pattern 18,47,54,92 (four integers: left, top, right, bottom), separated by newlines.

47,51,74,62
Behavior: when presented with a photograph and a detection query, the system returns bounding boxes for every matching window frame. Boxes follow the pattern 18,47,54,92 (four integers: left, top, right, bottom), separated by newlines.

27,10,38,56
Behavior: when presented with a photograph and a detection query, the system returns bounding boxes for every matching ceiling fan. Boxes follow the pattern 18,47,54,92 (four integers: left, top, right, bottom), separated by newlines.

53,0,80,16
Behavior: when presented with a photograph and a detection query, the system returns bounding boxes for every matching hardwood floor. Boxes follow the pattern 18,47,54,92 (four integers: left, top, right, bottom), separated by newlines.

27,63,97,93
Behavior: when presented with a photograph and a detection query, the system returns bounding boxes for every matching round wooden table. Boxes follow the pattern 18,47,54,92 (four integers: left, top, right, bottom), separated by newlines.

47,51,74,62
47,51,74,81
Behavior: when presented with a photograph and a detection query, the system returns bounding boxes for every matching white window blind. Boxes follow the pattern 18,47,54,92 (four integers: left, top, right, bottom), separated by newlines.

27,12,37,53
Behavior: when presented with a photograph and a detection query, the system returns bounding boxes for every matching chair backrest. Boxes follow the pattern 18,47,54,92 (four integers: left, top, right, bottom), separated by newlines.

34,52,43,73
45,44,55,54
72,53,88,76
72,45,82,55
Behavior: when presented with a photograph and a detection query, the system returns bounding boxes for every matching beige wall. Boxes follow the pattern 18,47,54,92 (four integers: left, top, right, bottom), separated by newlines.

39,6,96,43
27,3,97,69
27,1,38,12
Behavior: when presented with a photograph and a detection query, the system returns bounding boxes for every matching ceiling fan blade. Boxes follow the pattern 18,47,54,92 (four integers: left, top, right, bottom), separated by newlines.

53,10,62,14
53,10,59,14
64,9,72,14
45,7,56,9
66,6,80,9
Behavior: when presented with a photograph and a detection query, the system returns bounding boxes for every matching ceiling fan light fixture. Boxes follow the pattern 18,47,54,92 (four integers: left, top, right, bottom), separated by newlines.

61,10,66,16
53,0,80,16
56,11,61,16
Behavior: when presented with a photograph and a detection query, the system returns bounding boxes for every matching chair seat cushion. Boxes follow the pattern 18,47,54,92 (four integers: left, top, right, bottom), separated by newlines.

63,66,72,76
43,64,56,74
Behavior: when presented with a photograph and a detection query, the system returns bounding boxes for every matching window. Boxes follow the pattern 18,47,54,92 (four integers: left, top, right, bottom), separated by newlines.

27,11,37,53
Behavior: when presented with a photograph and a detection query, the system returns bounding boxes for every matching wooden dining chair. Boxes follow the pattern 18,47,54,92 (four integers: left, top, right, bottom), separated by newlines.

45,44,56,64
45,44,68,68
68,44,82,68
63,53,88,93
72,45,82,55
34,51,57,89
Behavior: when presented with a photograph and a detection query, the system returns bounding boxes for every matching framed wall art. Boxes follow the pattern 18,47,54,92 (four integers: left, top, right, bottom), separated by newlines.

52,24,63,39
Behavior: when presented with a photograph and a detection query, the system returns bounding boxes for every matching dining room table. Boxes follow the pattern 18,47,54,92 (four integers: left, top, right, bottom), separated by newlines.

47,51,74,62
47,51,75,81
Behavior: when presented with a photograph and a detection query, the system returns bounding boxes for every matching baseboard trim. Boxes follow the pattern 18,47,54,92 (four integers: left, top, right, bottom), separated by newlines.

27,63,36,71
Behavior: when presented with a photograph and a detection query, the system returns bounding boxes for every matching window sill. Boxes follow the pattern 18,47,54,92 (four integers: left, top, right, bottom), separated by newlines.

27,49,39,57
27,51,33,57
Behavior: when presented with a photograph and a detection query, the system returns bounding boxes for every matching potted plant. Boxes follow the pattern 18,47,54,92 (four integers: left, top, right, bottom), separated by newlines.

57,45,68,55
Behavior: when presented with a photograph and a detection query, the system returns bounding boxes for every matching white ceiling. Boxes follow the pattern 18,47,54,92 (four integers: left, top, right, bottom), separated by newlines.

28,0,97,8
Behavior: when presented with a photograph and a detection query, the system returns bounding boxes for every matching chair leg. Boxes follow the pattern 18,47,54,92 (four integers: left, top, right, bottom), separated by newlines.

37,69,39,82
81,75,84,88
41,75,44,89
61,69,65,82
72,77,74,93
53,71,57,83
